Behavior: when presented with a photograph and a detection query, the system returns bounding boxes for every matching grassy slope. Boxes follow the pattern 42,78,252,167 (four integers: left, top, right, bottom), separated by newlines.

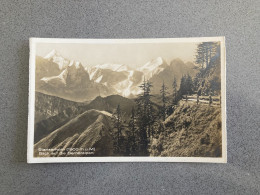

150,101,222,157
34,109,113,157
34,94,135,143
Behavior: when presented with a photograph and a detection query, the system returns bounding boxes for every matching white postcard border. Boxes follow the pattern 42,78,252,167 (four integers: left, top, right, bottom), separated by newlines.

27,37,227,163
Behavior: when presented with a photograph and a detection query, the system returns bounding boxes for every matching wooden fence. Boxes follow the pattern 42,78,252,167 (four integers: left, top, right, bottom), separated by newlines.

182,95,221,105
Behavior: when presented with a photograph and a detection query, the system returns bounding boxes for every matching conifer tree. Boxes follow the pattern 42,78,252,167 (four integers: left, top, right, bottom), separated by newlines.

177,74,193,99
143,79,154,138
112,104,124,155
178,75,187,99
186,74,193,95
195,42,218,69
172,77,177,105
128,107,137,155
135,78,155,155
160,80,168,121
193,76,199,93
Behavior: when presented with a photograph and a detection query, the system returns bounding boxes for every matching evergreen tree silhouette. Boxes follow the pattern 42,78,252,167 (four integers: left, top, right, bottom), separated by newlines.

172,77,178,105
160,80,168,121
186,74,193,95
135,78,155,156
128,107,137,155
112,104,124,155
195,42,218,69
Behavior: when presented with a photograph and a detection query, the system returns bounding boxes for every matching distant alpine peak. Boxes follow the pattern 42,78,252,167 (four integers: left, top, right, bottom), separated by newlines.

44,49,71,70
44,49,59,60
68,60,82,69
152,57,164,64
138,57,166,72
93,63,129,72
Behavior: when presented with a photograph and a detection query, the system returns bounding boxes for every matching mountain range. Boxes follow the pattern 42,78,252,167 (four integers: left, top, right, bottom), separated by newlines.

33,48,221,158
35,50,198,102
34,92,137,143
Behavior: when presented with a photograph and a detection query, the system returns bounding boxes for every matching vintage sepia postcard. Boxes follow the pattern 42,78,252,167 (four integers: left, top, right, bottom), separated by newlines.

28,37,226,163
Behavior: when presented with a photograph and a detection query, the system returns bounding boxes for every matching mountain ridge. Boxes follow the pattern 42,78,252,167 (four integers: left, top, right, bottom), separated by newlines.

34,109,114,157
36,51,198,102
34,92,137,143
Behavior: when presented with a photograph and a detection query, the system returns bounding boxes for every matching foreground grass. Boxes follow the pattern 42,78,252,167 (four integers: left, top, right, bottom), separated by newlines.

150,101,222,157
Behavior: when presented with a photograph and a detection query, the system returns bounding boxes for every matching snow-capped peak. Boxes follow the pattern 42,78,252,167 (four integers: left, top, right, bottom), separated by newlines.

92,63,129,72
75,61,81,69
68,60,82,69
44,49,58,60
137,57,167,79
40,68,67,85
138,57,165,72
44,49,70,70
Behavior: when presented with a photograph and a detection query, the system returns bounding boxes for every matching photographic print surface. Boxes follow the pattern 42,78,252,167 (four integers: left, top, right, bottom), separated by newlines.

28,37,226,163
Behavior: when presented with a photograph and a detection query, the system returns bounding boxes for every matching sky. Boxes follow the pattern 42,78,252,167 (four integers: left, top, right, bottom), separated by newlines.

36,42,199,68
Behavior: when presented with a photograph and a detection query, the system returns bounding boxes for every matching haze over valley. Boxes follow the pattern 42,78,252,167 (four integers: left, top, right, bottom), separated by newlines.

34,41,222,158
36,49,198,102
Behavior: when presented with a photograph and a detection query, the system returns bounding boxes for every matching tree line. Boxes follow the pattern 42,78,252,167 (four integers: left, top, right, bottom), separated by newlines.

195,41,221,96
112,74,198,156
111,41,221,156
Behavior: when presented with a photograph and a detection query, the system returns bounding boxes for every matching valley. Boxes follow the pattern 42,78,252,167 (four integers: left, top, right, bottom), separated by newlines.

33,41,222,158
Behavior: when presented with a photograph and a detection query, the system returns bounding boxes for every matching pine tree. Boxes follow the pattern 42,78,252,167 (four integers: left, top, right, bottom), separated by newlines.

186,74,193,95
160,80,168,121
195,42,218,69
128,107,137,155
144,79,154,138
178,75,187,99
193,76,199,93
112,104,124,155
135,78,155,156
172,77,177,105
195,44,205,69
177,74,194,100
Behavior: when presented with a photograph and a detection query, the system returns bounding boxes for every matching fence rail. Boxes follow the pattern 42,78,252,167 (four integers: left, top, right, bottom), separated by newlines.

182,95,221,105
